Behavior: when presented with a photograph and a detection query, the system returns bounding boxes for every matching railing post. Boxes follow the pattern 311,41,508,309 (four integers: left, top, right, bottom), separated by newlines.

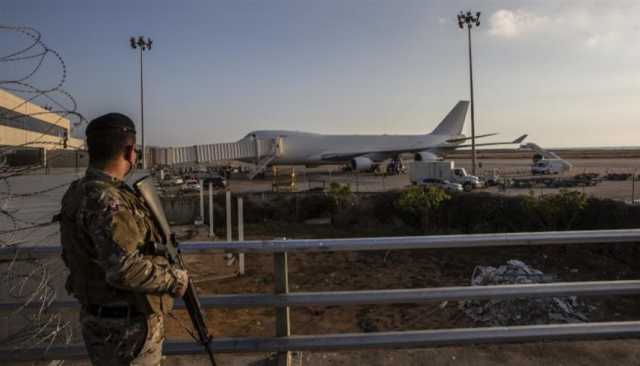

208,182,214,237
238,197,245,275
274,252,291,366
226,190,232,241
199,179,204,224
225,190,235,266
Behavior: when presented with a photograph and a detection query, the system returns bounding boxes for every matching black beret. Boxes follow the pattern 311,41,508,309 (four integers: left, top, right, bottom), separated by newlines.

85,113,136,137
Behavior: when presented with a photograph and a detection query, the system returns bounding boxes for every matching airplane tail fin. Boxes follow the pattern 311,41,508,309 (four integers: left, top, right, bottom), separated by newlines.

431,101,469,136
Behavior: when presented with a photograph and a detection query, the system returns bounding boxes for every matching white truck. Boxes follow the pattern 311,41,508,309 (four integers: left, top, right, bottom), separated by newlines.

521,143,572,175
531,159,569,175
409,161,483,192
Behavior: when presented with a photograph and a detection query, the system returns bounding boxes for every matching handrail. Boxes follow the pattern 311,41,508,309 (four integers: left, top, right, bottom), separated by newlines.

3,321,640,361
3,280,640,311
2,229,640,258
182,229,640,252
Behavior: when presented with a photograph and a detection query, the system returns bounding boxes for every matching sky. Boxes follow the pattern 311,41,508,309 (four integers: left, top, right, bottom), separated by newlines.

1,0,639,147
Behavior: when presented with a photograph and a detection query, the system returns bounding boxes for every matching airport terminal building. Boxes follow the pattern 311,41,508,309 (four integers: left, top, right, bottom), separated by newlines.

0,89,86,167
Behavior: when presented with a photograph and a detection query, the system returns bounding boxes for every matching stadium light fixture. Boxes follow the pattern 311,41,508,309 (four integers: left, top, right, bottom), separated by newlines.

129,36,153,169
457,10,481,176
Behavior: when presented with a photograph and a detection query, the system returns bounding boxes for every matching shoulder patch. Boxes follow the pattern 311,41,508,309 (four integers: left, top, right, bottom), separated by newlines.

107,199,121,212
80,180,128,215
97,189,125,213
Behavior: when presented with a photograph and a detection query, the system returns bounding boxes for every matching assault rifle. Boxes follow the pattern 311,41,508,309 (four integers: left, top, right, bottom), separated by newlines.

134,176,217,366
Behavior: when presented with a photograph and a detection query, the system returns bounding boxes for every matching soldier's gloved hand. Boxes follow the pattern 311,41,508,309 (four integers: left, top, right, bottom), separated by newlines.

172,269,189,298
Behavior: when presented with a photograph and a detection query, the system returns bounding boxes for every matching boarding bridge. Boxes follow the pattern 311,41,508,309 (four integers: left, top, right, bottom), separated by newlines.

148,137,284,179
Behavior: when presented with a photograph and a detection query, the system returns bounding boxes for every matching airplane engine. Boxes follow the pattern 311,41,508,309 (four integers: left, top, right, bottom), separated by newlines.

414,151,440,162
350,156,374,171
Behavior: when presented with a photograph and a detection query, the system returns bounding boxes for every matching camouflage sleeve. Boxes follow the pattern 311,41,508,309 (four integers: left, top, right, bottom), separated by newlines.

82,186,180,295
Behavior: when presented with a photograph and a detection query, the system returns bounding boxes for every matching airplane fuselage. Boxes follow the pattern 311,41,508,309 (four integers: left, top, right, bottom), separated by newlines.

238,130,459,165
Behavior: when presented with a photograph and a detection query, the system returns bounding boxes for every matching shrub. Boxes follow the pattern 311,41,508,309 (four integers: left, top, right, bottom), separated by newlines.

395,186,450,231
328,182,354,212
196,188,640,235
371,191,402,225
441,193,538,233
295,194,333,221
533,190,587,229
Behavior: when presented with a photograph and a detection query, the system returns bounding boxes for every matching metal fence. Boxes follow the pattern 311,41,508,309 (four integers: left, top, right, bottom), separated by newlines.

2,229,640,364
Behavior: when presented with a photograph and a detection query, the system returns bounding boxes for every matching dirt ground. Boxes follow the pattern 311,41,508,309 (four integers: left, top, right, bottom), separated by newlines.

156,223,640,365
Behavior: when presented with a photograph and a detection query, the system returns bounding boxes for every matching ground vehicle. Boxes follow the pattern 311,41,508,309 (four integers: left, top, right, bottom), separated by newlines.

482,169,500,187
181,179,201,192
202,174,227,188
409,161,482,192
531,159,568,175
546,178,598,188
161,176,183,186
521,143,572,175
605,172,632,181
419,178,463,192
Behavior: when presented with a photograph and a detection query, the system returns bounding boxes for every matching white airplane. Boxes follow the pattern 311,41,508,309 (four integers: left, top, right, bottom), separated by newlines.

239,101,526,173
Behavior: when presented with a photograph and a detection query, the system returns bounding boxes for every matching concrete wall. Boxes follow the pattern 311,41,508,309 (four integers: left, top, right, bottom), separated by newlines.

162,196,200,225
46,149,89,168
4,147,43,166
162,194,229,227
2,148,89,168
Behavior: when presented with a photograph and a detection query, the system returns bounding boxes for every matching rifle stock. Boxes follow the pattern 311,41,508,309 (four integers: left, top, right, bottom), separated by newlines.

134,176,217,365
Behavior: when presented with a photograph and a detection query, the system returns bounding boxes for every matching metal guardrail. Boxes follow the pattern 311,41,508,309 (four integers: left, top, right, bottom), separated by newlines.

3,229,640,258
1,229,640,364
4,280,640,312
6,322,640,361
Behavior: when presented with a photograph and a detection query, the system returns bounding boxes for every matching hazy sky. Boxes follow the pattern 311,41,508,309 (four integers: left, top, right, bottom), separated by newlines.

2,1,639,147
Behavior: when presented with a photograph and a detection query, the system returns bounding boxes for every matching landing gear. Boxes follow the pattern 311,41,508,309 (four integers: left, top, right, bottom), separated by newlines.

386,158,405,176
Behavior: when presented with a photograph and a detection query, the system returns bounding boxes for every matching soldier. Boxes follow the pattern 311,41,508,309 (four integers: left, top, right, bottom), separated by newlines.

59,113,189,365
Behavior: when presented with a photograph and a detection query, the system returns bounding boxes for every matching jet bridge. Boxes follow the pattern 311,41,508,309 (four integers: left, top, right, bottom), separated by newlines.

148,137,284,178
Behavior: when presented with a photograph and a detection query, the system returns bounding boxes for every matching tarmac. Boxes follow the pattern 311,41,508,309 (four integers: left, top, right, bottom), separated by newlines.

2,156,638,248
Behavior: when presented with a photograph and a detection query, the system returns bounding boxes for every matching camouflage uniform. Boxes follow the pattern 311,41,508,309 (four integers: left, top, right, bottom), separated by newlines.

60,168,184,365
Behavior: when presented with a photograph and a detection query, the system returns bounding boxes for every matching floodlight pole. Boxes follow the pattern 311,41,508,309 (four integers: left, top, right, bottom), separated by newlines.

458,11,481,176
130,36,153,169
467,25,477,176
139,46,145,169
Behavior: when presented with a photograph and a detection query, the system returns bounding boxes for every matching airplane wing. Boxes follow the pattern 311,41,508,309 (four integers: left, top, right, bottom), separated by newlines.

445,133,498,143
320,134,528,161
451,134,528,149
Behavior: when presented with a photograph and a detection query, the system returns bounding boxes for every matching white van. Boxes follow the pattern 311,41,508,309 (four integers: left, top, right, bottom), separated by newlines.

531,159,568,175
